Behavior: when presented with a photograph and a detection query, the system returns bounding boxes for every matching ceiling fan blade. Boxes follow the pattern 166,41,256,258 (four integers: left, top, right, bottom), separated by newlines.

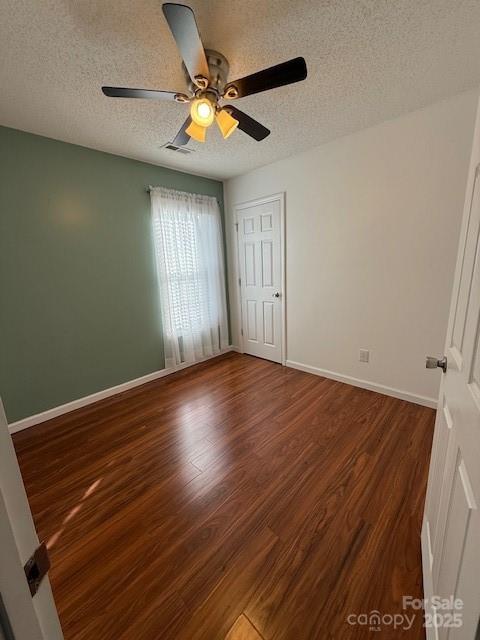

224,106,270,141
224,57,307,99
102,86,179,100
162,3,209,86
172,116,192,146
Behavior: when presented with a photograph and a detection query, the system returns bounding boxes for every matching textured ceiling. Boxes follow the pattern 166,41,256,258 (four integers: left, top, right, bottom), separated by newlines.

1,0,480,180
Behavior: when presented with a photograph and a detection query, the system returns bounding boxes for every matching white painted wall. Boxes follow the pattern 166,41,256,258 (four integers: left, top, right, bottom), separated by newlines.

225,90,479,405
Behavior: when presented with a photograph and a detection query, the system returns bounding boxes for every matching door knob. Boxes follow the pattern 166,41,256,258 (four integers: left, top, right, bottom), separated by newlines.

426,355,447,373
272,292,281,298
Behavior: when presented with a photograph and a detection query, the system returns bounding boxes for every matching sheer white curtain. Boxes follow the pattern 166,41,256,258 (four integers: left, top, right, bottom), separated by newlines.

150,187,228,369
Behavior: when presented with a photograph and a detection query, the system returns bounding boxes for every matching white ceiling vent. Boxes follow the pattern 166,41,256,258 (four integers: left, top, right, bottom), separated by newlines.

161,143,194,155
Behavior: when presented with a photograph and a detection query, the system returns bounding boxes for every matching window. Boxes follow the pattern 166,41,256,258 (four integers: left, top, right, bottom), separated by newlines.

150,187,228,369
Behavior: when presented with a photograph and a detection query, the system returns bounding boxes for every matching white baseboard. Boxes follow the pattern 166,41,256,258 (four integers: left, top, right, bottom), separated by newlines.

9,347,236,434
285,359,437,409
10,350,436,434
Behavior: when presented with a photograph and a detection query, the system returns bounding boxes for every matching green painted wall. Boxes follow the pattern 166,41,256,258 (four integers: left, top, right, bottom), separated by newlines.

0,126,225,423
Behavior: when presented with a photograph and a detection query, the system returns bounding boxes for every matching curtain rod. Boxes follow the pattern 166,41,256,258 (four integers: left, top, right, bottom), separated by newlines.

145,186,220,202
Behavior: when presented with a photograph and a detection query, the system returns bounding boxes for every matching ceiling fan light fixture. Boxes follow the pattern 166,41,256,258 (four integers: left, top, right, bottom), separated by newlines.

216,109,239,139
103,4,307,147
185,120,207,142
190,98,215,127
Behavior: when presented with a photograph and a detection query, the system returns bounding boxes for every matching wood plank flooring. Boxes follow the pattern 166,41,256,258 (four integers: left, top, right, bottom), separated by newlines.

13,353,435,639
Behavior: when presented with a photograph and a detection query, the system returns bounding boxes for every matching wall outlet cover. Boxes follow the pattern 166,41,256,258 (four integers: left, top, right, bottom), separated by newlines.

359,349,369,363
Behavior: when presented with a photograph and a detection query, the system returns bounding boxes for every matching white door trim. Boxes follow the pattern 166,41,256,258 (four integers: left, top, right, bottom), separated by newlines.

233,193,286,365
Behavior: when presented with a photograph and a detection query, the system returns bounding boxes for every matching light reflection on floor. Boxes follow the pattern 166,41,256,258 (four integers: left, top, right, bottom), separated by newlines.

176,397,228,486
47,478,102,549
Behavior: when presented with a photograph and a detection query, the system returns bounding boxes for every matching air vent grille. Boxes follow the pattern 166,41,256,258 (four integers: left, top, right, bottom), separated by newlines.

162,143,194,154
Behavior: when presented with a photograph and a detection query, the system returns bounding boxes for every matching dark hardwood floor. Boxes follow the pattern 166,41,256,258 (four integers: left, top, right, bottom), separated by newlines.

13,353,435,639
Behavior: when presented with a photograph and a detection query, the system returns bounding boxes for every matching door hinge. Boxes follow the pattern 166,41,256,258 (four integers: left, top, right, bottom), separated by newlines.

24,541,50,596
238,277,241,286
241,328,244,336
235,222,239,232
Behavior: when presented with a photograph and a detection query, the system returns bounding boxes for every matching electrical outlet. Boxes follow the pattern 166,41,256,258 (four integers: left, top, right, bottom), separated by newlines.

359,349,369,363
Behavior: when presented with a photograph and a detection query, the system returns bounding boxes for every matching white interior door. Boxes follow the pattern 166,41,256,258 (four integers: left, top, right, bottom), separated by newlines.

422,97,480,639
236,195,284,363
0,399,63,640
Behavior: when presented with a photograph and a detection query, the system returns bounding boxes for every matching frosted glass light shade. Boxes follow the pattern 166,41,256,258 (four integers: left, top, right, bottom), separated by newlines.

190,98,215,127
185,120,207,142
216,109,239,139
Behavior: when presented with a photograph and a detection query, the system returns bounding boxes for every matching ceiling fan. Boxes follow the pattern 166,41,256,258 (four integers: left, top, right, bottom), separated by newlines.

102,3,307,145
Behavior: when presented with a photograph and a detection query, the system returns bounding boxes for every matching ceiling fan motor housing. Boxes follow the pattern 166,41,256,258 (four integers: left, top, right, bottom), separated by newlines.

183,49,230,97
